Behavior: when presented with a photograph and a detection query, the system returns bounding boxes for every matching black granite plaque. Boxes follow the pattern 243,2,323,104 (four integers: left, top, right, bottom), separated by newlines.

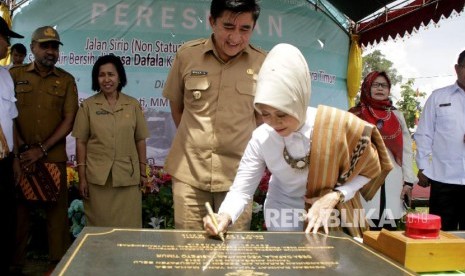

52,227,416,276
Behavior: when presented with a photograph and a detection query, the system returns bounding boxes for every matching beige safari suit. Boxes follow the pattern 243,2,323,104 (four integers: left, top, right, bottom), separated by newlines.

72,92,149,227
163,36,266,229
10,63,78,264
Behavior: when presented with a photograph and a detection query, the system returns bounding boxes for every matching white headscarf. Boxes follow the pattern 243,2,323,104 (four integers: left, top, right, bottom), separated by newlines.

254,43,311,128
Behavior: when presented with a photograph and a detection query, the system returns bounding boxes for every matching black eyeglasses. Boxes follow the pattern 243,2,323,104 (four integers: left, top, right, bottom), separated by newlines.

371,82,389,89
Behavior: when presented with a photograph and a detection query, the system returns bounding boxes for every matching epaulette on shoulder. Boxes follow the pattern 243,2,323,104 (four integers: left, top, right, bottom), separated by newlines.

9,63,28,72
177,38,206,53
249,44,267,56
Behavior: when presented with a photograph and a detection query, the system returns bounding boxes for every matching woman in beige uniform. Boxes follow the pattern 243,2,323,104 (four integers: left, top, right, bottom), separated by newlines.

72,54,149,227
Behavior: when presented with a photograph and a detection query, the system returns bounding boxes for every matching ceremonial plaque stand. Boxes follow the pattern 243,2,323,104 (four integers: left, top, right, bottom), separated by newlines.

52,227,416,276
363,229,465,272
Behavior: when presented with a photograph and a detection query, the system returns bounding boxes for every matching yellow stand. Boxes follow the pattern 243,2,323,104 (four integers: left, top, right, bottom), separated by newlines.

363,229,465,272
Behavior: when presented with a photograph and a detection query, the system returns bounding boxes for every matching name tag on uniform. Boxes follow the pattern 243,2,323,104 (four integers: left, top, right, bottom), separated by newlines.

191,70,207,76
439,103,451,107
96,110,110,115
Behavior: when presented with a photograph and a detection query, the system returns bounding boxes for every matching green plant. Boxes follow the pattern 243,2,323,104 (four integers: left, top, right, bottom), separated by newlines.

68,199,86,237
66,162,79,189
65,165,271,234
142,166,175,229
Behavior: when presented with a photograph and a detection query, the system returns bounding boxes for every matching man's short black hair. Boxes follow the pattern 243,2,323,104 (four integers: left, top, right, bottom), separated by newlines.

458,50,465,66
210,0,261,23
11,43,27,55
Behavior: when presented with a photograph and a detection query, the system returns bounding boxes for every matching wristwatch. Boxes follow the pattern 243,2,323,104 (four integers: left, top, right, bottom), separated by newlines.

334,190,345,203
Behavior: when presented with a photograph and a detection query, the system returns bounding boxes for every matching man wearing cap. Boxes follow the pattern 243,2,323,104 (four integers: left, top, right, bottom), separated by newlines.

10,26,78,272
0,16,23,275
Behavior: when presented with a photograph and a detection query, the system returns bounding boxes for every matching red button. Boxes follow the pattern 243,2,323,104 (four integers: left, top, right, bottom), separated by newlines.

405,213,441,239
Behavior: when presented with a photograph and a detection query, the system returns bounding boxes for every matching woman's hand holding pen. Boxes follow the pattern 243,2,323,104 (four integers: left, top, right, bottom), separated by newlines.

203,211,231,239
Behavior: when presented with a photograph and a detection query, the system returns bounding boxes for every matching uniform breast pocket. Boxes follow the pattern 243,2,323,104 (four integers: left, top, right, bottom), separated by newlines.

185,76,211,107
436,106,455,131
119,108,136,132
45,87,66,109
233,79,255,113
15,84,34,106
235,80,255,97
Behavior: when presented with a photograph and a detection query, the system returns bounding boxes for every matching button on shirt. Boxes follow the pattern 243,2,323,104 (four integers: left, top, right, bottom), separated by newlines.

415,82,465,185
0,67,18,150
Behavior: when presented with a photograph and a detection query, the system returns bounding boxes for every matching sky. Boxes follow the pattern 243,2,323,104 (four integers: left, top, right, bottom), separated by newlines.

362,8,465,105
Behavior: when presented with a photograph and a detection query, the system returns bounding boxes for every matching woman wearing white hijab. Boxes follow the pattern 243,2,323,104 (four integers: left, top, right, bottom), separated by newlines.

204,43,392,236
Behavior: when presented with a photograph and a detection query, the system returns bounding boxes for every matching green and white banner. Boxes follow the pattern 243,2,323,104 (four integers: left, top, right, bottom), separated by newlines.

12,0,350,165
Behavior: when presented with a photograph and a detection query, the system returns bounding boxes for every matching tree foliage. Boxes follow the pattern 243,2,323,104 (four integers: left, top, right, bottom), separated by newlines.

362,50,402,86
396,79,426,129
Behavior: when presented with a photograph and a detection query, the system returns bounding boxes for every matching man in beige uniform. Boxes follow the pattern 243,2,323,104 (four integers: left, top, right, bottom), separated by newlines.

10,26,78,273
163,0,266,230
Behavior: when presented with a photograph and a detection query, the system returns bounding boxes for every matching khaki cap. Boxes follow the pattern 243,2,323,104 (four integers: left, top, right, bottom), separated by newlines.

31,26,63,45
